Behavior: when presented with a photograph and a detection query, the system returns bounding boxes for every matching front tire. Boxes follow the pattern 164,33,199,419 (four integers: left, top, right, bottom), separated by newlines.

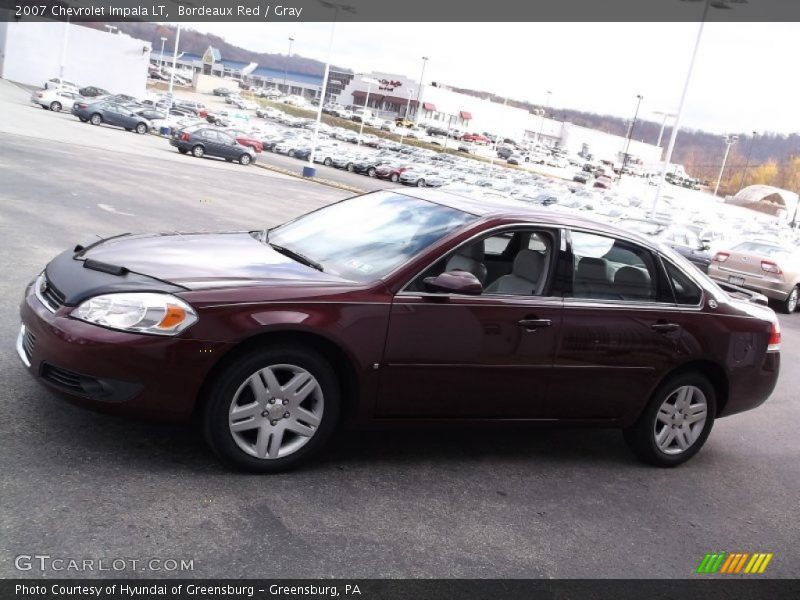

323,157,332,166
367,167,376,177
239,154,252,166
623,372,716,467
288,149,296,158
135,123,148,135
50,101,62,112
779,286,799,314
203,345,340,472
390,173,399,182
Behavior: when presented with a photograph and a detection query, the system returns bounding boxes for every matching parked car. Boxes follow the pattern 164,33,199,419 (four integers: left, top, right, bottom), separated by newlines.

617,220,714,273
30,88,83,112
395,117,415,128
375,163,409,182
462,133,491,144
170,127,256,165
72,101,152,134
708,240,800,313
17,189,781,472
213,87,234,96
225,129,264,153
573,171,593,184
44,78,79,92
78,86,110,98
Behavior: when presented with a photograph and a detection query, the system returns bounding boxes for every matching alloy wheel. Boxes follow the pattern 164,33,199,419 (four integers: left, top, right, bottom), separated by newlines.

787,287,798,313
228,364,324,460
653,385,708,455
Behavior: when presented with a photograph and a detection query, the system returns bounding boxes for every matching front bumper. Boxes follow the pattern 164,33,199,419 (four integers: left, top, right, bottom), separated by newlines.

18,290,233,421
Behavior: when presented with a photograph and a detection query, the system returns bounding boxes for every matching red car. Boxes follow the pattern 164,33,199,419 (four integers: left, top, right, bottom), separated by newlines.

18,190,780,472
462,133,491,144
375,164,408,182
226,129,264,153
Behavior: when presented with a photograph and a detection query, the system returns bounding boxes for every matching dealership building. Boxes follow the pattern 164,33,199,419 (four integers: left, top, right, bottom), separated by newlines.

337,72,663,164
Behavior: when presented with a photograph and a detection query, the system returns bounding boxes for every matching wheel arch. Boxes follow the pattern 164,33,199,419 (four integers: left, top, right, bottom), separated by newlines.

640,360,729,423
194,329,361,425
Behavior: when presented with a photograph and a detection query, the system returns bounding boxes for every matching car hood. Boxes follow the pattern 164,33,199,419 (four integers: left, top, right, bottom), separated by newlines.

80,232,348,290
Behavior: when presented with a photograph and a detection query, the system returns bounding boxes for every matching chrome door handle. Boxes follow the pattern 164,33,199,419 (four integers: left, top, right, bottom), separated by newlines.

518,318,552,331
651,323,680,333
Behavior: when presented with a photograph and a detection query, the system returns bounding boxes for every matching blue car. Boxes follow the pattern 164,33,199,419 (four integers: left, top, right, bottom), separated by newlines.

72,100,152,134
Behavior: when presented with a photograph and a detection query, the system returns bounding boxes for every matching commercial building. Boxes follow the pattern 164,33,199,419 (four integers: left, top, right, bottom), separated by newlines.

337,72,663,165
0,20,151,97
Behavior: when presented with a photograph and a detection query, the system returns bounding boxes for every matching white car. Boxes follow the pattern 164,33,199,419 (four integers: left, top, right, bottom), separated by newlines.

30,88,83,112
44,78,79,92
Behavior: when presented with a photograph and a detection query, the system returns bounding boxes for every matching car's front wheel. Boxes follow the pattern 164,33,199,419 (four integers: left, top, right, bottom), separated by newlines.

779,286,799,314
135,123,148,135
390,173,399,182
367,167,376,177
324,157,332,166
623,372,715,467
239,154,252,166
192,145,205,158
90,113,102,125
50,101,62,112
204,345,340,472
416,179,426,187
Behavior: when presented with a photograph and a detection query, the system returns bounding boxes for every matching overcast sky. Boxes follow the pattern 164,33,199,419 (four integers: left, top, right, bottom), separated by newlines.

186,22,798,135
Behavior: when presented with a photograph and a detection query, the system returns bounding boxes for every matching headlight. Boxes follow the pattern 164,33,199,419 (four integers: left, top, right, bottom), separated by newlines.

72,293,198,336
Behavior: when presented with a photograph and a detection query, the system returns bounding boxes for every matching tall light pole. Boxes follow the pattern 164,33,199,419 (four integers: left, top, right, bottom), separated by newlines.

537,90,552,146
619,94,644,182
167,24,182,109
358,77,380,145
652,110,677,149
159,36,167,70
306,1,356,177
413,56,429,125
282,37,294,94
714,134,738,196
58,16,71,78
739,130,758,190
399,87,414,146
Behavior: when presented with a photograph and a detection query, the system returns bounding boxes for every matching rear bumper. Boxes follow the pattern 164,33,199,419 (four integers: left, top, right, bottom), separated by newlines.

709,269,791,301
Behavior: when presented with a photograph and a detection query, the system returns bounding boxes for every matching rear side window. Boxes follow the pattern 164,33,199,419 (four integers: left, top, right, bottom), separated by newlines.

568,231,660,302
663,260,703,305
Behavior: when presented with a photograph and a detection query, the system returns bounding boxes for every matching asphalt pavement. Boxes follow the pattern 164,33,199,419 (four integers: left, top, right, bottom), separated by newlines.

0,79,798,579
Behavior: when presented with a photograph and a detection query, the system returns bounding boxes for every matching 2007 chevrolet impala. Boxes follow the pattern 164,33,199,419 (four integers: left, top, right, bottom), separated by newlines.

17,190,780,471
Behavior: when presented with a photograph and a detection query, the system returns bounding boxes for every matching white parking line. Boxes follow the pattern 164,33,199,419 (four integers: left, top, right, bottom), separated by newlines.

97,203,135,216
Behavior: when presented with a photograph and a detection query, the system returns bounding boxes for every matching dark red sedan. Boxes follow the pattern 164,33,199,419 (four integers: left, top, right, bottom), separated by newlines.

17,190,780,472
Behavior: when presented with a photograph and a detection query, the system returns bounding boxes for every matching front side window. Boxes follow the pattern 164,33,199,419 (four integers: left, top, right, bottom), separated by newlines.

569,231,660,302
268,192,476,283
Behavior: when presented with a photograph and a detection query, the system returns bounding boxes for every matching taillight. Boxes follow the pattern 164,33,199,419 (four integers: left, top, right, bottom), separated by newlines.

767,320,781,352
181,132,190,141
761,260,782,275
713,252,729,263
36,93,43,98
77,103,87,109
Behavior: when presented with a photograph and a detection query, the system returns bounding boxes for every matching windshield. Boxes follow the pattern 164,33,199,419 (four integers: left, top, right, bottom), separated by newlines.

267,192,477,282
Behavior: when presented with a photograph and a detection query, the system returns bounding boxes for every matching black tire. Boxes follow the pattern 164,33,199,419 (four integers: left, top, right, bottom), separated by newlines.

50,101,62,112
346,163,354,172
416,179,426,187
203,344,340,473
288,149,296,158
178,148,188,154
367,167,376,177
192,145,205,158
239,154,252,166
135,123,148,135
390,173,399,182
323,157,332,166
779,286,799,314
623,372,716,467
90,113,102,125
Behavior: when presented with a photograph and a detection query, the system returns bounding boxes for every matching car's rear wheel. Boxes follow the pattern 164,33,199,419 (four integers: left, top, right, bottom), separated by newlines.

288,149,296,157
779,286,799,314
239,154,252,166
416,179,426,187
346,163,355,172
623,372,715,467
135,123,148,135
192,145,205,158
367,167,376,177
90,113,102,125
324,157,332,166
390,173,399,182
49,101,62,112
203,345,340,472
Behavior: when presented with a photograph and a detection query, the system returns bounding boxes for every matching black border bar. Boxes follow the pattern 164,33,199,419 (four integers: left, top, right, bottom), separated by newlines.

4,579,800,600
2,0,800,22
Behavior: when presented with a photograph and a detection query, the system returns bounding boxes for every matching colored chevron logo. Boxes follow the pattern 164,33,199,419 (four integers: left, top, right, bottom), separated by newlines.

696,552,773,574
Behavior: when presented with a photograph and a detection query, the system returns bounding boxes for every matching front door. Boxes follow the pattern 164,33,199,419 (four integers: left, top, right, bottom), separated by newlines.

377,228,564,419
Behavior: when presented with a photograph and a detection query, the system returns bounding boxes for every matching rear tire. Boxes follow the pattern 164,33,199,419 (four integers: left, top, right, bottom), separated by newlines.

192,145,205,158
288,149,296,158
50,101,62,112
323,157,332,166
90,113,102,126
390,173,399,182
367,167,376,177
203,345,340,473
779,286,799,314
623,372,716,467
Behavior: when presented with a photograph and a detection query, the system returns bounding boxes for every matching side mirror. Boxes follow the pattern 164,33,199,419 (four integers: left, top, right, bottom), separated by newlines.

423,270,483,296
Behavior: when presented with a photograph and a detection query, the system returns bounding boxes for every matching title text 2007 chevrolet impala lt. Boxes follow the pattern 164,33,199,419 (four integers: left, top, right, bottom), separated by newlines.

17,190,780,471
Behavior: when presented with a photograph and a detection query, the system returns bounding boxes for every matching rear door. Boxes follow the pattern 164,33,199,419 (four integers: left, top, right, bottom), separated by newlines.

216,131,239,159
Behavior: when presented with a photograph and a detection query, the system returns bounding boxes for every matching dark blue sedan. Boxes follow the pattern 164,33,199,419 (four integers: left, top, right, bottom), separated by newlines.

72,101,152,134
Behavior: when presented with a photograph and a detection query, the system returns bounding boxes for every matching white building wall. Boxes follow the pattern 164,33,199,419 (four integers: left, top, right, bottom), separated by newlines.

0,21,150,97
560,123,662,164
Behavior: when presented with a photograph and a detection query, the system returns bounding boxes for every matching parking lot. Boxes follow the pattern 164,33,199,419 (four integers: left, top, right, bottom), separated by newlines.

1,78,799,579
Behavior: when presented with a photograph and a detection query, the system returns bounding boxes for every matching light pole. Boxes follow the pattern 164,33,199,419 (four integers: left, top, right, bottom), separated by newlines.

650,0,747,216
282,37,294,95
167,24,182,109
537,90,552,146
739,130,758,190
358,77,380,145
652,110,677,149
159,36,167,70
714,134,738,196
306,1,356,177
58,16,71,79
489,96,509,168
619,94,643,182
399,87,414,146
413,56,429,125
